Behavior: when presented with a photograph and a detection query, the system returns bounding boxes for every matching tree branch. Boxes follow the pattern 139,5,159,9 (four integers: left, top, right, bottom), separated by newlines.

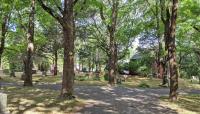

73,0,79,6
74,0,86,17
52,0,63,14
160,0,166,23
37,0,63,24
193,26,200,32
99,5,111,31
145,0,156,16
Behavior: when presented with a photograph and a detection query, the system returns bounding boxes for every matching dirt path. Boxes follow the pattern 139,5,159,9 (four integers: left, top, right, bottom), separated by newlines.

1,82,200,114
75,86,176,114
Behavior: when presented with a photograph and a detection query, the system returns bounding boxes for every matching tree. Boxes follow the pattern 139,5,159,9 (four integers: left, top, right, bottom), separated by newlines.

168,0,179,101
99,0,119,85
159,0,171,85
24,0,35,86
38,0,79,98
0,15,10,68
0,0,13,68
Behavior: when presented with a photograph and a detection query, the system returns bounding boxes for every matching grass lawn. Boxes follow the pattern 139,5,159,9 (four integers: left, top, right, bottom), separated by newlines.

0,86,85,114
1,73,200,114
123,76,200,89
160,94,200,114
1,73,200,89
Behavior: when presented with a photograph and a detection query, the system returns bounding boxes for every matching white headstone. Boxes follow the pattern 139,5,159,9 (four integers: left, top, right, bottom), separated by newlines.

0,93,9,114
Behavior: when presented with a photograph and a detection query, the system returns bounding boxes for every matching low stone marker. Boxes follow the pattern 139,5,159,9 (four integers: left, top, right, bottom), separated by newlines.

0,93,9,114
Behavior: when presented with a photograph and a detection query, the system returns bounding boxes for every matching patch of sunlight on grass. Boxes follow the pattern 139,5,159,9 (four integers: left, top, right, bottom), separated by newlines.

75,80,107,86
33,75,62,84
122,76,200,89
0,86,85,114
179,78,200,90
122,76,161,88
160,94,200,114
0,75,22,83
1,73,200,89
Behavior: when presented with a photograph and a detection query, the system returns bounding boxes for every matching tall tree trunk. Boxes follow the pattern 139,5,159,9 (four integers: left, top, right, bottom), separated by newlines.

169,0,179,101
88,58,91,72
99,0,119,85
99,63,101,72
0,14,9,68
96,61,98,72
60,0,75,98
92,56,95,72
114,43,118,77
160,0,171,85
81,62,83,71
162,16,171,85
108,31,116,84
38,0,76,99
108,1,119,85
95,48,99,72
54,50,58,76
156,0,161,78
24,0,35,86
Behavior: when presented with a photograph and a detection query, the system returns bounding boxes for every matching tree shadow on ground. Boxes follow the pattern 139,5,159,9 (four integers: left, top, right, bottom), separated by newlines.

1,82,200,114
161,94,200,113
177,95,200,112
74,86,178,114
1,86,84,114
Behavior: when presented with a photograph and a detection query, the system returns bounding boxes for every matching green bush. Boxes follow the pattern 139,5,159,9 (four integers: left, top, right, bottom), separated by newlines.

40,60,50,71
104,73,109,81
82,68,87,72
138,82,150,88
129,60,140,74
179,70,187,78
3,69,9,74
137,65,149,77
129,53,154,76
75,76,88,81
93,77,100,81
118,63,129,74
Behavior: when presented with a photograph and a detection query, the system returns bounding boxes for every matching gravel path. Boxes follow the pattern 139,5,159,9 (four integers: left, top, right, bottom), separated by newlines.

1,82,200,114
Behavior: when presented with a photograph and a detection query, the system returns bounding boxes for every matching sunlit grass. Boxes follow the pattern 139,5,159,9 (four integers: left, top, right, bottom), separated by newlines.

0,86,85,114
1,73,200,89
122,76,161,88
179,78,200,89
160,94,200,114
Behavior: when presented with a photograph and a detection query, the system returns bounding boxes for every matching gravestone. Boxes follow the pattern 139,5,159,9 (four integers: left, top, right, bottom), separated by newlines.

0,69,4,76
0,93,9,114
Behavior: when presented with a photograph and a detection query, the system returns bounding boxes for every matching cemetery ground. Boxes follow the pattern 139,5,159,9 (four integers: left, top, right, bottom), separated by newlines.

0,73,200,114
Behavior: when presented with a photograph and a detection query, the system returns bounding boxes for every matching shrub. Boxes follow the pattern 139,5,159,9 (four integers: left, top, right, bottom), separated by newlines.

129,60,142,75
75,76,88,81
138,82,150,88
3,69,9,74
104,73,109,81
118,63,129,74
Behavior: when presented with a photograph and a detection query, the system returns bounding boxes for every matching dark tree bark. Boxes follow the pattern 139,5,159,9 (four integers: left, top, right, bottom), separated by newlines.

100,0,119,85
24,0,35,86
0,14,10,68
53,50,58,76
88,57,91,72
81,62,83,71
169,0,179,101
61,0,75,98
155,0,163,79
193,26,200,32
108,31,117,84
38,0,77,99
160,0,171,85
95,49,98,72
